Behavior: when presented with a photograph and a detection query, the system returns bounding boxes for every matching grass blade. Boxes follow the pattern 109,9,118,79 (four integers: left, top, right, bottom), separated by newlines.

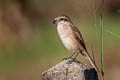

100,0,104,79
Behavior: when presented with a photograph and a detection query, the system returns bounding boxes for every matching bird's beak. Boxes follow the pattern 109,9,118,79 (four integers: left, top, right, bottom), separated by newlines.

53,20,57,24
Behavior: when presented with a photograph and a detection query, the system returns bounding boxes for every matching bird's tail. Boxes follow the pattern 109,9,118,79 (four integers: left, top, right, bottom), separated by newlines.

82,51,99,72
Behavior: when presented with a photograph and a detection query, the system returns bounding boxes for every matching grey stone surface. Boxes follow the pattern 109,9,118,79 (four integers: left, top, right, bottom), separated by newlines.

42,59,98,80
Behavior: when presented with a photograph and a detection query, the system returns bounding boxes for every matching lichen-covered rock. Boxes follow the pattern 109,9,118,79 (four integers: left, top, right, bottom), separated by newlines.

42,59,98,80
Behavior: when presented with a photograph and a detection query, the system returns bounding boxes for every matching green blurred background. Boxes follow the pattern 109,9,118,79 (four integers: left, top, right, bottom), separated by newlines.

0,0,120,80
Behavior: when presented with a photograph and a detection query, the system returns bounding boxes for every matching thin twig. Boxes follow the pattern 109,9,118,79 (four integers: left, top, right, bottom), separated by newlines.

91,44,96,63
106,30,120,39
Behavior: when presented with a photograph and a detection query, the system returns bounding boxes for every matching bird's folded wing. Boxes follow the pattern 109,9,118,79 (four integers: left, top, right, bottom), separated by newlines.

70,24,87,51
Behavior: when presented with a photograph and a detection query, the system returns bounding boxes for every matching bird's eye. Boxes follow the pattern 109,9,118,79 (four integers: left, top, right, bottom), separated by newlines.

60,18,64,21
60,18,68,21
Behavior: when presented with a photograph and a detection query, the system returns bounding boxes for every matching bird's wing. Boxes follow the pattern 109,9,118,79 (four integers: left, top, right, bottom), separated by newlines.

70,24,87,51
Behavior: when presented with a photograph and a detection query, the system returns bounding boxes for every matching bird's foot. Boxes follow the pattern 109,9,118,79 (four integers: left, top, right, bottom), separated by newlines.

62,58,70,61
62,57,72,61
65,58,76,64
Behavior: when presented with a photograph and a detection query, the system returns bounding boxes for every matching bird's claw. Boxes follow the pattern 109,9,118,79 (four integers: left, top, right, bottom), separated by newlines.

62,56,77,64
66,58,76,64
62,57,72,60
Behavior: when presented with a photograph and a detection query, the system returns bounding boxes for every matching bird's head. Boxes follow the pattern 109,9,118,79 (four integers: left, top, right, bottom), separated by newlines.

53,15,72,25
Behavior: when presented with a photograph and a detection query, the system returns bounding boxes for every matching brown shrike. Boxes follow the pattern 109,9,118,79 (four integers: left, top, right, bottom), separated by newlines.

53,15,99,72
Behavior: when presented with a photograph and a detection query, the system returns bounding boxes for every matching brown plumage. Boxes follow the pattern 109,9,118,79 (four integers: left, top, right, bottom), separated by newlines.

70,24,87,52
53,15,99,72
69,23,99,72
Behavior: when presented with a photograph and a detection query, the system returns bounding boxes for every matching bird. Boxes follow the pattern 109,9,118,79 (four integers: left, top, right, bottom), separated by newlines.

53,15,99,72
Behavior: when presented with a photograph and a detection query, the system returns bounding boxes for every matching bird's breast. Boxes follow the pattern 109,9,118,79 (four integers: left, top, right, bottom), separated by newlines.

57,24,79,52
